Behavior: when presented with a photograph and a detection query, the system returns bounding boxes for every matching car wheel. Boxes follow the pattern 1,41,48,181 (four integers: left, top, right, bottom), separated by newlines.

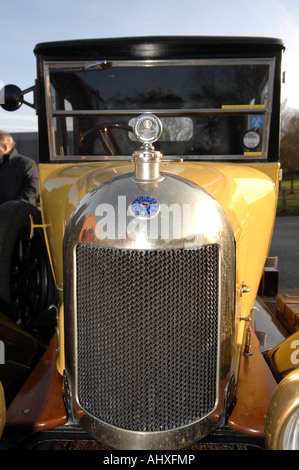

0,200,54,331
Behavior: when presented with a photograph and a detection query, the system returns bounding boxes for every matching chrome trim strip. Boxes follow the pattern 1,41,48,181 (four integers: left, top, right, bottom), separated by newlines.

52,108,268,116
46,57,276,69
50,154,266,162
43,63,56,159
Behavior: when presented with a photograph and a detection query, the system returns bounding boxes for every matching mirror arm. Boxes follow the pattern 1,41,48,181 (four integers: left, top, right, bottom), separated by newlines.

20,99,36,109
19,85,36,109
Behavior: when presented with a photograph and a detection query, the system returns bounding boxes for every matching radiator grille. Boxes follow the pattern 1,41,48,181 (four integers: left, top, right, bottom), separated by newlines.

76,244,219,432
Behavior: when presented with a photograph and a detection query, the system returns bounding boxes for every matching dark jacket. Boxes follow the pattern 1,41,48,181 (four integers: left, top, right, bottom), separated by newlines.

0,148,39,205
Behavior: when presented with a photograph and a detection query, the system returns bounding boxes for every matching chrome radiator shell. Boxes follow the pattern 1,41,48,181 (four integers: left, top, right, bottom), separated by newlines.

63,171,235,450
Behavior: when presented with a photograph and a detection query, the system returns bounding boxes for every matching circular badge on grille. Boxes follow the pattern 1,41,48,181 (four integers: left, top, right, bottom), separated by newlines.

130,196,160,219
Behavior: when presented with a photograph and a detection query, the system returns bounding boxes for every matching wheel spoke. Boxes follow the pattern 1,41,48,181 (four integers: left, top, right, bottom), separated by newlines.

9,233,49,329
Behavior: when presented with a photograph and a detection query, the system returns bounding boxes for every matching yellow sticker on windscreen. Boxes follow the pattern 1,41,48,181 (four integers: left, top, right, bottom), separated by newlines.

221,104,265,109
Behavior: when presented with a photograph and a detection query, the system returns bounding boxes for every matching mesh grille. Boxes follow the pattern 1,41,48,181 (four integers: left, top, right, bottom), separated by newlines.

76,244,219,432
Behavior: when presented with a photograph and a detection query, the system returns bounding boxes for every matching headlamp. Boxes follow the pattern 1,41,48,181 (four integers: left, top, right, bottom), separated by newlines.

265,369,299,450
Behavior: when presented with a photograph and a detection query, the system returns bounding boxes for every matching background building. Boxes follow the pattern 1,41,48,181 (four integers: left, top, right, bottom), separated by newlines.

11,132,38,163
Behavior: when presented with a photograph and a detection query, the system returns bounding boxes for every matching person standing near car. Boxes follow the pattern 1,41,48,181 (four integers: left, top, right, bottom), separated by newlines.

0,130,39,205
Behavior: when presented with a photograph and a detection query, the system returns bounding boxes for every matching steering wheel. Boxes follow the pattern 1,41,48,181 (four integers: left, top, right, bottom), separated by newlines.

80,123,134,156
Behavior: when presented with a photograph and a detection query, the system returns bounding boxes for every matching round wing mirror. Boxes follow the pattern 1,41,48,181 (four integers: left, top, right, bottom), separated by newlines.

0,84,23,111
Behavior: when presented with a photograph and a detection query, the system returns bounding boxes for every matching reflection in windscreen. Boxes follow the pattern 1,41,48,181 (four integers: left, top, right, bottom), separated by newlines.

128,117,193,142
50,63,269,111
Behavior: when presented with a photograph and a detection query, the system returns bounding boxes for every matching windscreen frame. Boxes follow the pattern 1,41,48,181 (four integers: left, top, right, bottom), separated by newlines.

43,58,276,162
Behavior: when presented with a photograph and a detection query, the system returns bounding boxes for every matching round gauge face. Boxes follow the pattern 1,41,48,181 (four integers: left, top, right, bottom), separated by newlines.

130,196,160,219
243,130,261,150
133,114,162,144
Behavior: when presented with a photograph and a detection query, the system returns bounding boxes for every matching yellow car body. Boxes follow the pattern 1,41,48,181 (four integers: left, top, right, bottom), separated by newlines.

39,160,280,376
2,36,298,451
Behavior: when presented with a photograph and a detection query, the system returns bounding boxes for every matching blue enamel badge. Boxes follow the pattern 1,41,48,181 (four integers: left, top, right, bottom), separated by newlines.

130,196,160,219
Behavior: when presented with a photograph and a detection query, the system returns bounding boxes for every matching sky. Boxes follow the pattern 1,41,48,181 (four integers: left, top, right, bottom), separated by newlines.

0,0,298,132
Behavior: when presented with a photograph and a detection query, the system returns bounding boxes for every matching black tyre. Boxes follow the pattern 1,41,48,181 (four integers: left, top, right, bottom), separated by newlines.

0,200,55,332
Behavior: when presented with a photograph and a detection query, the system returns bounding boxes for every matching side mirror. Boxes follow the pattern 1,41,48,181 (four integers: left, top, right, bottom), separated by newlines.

0,84,35,111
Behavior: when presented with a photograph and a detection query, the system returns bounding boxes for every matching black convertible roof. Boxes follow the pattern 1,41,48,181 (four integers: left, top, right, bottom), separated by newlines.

34,36,285,61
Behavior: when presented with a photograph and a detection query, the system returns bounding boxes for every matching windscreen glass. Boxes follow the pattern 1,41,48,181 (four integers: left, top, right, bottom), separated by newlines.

46,60,274,160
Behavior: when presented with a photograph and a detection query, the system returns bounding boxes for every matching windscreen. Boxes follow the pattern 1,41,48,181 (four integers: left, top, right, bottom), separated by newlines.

45,59,274,160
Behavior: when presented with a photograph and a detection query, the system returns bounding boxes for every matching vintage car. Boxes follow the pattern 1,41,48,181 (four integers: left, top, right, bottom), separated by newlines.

0,36,299,451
